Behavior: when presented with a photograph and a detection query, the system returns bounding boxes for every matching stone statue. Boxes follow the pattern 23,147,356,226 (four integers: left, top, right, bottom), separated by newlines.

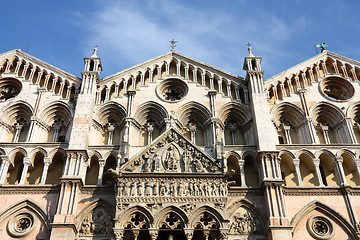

164,146,177,170
152,153,160,172
160,182,166,196
182,146,193,172
144,182,151,196
231,212,256,235
137,182,143,196
153,182,159,196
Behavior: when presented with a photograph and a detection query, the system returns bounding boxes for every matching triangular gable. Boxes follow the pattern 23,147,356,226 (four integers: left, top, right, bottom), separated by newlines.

121,127,223,174
0,49,80,84
100,51,243,85
264,51,360,88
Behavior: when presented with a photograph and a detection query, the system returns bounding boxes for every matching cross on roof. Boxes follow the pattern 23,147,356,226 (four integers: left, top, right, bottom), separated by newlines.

170,39,178,50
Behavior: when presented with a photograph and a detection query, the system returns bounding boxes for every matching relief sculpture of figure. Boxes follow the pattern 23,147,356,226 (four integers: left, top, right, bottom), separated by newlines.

153,182,159,196
152,153,160,172
144,182,151,196
137,182,143,196
182,146,193,172
160,182,166,196
164,146,177,170
129,182,135,196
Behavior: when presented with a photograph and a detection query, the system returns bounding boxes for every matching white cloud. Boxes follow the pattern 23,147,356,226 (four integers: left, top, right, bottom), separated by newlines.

78,0,312,78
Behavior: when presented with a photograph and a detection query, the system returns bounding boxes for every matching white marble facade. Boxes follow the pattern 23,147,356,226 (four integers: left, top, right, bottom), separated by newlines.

0,47,360,240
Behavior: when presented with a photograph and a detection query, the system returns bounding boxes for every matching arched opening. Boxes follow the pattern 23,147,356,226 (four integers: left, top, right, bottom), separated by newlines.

123,211,151,240
102,155,117,185
279,154,297,186
244,155,259,187
46,151,65,184
298,154,317,187
341,153,360,186
85,155,100,185
26,152,44,184
6,152,24,184
319,153,339,186
226,155,240,185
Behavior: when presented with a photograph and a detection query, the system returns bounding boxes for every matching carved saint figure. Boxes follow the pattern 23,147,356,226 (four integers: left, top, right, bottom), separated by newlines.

160,182,166,196
231,212,256,235
152,153,160,172
164,146,178,170
182,146,193,172
153,182,159,196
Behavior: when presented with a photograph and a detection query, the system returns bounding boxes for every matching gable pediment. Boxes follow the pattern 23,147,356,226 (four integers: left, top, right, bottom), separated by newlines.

100,51,244,85
121,128,223,174
0,49,80,85
264,51,360,89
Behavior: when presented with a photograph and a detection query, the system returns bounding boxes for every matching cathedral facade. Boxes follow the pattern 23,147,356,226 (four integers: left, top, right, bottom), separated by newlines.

0,46,359,240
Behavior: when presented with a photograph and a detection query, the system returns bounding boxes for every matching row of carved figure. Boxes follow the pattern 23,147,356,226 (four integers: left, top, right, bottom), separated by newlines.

117,180,227,197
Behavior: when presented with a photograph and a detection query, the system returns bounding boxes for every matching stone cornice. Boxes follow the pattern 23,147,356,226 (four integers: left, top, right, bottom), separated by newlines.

0,185,59,194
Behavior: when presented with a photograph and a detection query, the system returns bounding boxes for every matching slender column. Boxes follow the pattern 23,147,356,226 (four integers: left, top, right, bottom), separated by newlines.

21,64,29,78
218,80,223,93
58,82,65,96
50,78,57,91
294,76,300,89
333,62,339,74
97,160,105,185
293,158,303,186
13,123,23,143
95,91,101,104
149,70,153,83
185,66,189,79
29,68,37,82
283,125,292,144
52,125,61,142
126,91,136,117
341,66,349,78
351,69,358,81
272,86,278,100
345,118,358,143
335,156,348,185
5,60,12,73
0,156,11,184
35,71,43,84
40,157,51,184
131,76,136,90
193,68,197,83
313,158,324,186
230,123,237,145
14,61,22,74
210,76,214,89
66,86,72,99
176,63,180,75
165,63,170,76
322,62,329,75
189,125,196,144
315,66,321,80
112,85,118,98
157,66,162,81
355,159,360,181
105,88,110,102
43,74,51,88
201,73,205,86
308,69,315,83
286,79,293,93
279,83,286,97
306,117,317,143
239,160,246,187
140,73,145,86
19,157,31,185
321,125,330,144
226,83,231,97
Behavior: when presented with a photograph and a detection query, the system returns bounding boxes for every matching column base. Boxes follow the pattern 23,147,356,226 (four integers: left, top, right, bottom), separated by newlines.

267,226,292,240
50,223,77,240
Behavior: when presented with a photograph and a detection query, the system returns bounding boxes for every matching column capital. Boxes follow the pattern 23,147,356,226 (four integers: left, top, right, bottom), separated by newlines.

23,157,31,166
335,156,343,164
208,90,217,96
313,158,320,166
293,158,300,166
44,157,51,165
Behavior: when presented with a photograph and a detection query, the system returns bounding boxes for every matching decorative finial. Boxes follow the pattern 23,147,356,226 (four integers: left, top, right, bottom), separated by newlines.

169,39,177,51
316,42,328,53
91,45,98,58
247,43,254,57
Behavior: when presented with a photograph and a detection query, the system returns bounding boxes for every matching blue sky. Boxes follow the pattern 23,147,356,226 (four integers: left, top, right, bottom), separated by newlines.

1,0,360,79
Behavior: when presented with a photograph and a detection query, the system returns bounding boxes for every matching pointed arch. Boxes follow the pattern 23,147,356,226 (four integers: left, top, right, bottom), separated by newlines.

133,101,169,125
76,199,115,230
154,206,188,229
291,200,357,237
189,206,224,228
0,199,51,231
